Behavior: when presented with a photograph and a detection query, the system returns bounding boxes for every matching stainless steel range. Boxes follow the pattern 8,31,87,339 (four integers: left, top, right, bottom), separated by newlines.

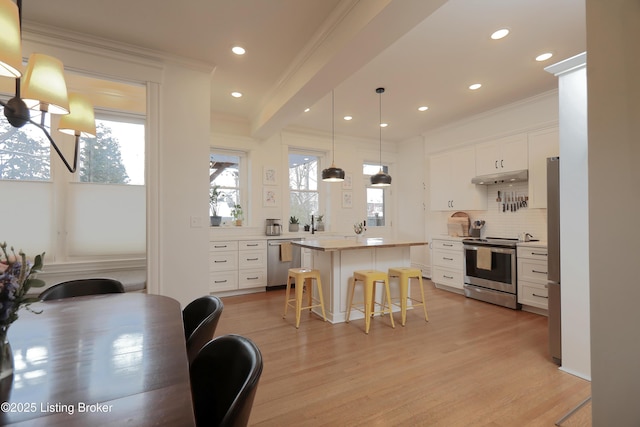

462,237,529,309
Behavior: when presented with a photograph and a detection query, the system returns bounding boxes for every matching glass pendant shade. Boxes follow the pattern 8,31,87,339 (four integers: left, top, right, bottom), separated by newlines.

59,93,96,137
0,0,23,78
371,170,392,186
21,53,70,114
322,165,346,182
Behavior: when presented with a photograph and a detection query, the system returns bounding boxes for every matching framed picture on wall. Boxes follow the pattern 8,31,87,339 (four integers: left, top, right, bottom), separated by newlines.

342,173,353,190
263,167,277,185
263,187,277,207
342,191,353,208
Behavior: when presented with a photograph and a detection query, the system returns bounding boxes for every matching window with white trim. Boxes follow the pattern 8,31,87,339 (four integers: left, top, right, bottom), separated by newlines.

363,163,388,227
289,151,319,226
210,149,246,224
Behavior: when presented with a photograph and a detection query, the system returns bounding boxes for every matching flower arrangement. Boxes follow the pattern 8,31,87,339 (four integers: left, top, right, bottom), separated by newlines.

354,221,366,235
0,242,45,328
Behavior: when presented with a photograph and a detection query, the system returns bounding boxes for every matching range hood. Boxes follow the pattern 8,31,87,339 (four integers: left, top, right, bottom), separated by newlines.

471,169,528,185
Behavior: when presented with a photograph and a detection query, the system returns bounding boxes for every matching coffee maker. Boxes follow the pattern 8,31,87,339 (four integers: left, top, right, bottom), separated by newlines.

265,218,281,236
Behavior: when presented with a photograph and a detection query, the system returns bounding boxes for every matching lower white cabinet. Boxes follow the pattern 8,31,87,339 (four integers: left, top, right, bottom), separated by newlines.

431,239,464,291
210,240,267,293
517,245,549,310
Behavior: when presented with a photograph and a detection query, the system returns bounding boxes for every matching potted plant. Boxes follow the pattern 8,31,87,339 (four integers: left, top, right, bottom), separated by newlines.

209,185,222,226
231,204,243,226
289,216,299,232
316,214,325,232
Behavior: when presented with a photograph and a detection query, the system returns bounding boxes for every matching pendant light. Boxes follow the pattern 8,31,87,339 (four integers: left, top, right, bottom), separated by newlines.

370,87,391,187
321,90,345,182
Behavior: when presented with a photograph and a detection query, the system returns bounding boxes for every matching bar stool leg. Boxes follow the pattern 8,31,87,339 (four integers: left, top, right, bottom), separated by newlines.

283,274,293,318
399,275,408,326
417,275,429,322
315,275,328,321
383,278,395,329
346,276,355,323
364,280,373,334
295,276,304,328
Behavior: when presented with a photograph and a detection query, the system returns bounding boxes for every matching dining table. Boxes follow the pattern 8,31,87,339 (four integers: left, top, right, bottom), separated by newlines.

0,293,195,426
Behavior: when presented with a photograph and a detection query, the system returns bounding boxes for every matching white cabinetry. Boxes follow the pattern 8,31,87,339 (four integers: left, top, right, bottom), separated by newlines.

527,127,559,208
210,240,267,293
431,239,464,291
209,241,239,292
475,133,528,176
517,245,549,311
430,147,486,211
238,240,267,289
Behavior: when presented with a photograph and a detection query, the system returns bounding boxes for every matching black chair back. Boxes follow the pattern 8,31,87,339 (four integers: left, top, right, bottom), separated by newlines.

190,334,263,427
183,296,224,364
39,278,125,301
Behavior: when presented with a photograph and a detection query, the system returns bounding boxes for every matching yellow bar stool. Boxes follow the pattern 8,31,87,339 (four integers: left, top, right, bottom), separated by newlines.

388,267,429,326
283,268,327,328
346,270,395,334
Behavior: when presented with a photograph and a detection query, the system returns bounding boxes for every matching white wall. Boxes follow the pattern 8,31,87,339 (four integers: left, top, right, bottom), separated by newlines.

587,0,640,424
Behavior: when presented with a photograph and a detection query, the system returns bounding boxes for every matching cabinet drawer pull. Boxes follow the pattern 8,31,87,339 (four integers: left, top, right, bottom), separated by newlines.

501,159,504,168
246,258,259,261
214,280,228,283
532,293,549,299
532,269,548,275
443,257,454,261
443,243,453,247
443,275,454,280
246,276,259,280
214,245,228,248
495,160,498,169
531,252,547,257
246,243,259,246
214,260,227,263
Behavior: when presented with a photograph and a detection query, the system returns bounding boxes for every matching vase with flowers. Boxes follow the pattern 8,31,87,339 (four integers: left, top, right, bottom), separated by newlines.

0,242,45,380
354,221,367,242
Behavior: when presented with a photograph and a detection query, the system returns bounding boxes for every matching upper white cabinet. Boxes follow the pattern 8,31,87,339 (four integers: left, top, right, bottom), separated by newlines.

527,127,559,208
475,133,528,176
430,147,487,211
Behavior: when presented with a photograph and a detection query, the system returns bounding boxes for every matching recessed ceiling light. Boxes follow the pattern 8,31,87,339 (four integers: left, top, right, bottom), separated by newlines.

490,29,510,40
469,83,482,90
535,52,553,62
231,91,243,98
231,46,246,55
418,106,429,112
380,123,388,128
304,107,310,113
343,116,353,121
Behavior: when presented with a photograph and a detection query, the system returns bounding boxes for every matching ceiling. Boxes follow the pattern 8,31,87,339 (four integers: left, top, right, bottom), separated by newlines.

22,0,586,143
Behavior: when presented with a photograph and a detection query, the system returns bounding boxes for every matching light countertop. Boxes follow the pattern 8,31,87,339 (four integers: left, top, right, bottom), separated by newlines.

292,238,428,252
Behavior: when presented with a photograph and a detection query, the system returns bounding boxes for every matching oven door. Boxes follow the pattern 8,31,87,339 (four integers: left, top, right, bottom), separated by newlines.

463,244,516,293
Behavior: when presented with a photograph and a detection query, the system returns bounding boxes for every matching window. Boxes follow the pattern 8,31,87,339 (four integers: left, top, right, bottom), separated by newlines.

289,152,319,225
210,150,244,222
79,114,145,185
363,163,388,227
0,112,51,181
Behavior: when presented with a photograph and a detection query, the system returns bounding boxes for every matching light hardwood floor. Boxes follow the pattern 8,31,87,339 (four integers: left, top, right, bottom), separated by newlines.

214,280,591,426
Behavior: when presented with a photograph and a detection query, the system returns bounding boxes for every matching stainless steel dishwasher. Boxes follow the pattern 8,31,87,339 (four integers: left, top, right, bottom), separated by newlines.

267,238,302,288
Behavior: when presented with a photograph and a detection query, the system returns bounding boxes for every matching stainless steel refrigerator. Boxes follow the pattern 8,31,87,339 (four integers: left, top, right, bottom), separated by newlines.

547,157,561,365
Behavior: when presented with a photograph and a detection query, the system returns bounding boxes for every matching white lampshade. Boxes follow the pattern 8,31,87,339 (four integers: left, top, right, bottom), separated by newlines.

58,93,96,137
0,0,23,78
21,53,70,114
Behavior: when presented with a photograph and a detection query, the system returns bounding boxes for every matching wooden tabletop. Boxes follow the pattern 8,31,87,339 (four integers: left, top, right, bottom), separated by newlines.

0,293,195,426
292,238,428,252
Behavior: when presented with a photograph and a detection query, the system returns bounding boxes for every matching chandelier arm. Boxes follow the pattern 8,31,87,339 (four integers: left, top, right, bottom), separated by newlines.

29,117,79,173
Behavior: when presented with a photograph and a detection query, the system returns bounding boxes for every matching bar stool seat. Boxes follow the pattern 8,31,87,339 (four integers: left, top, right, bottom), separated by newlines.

388,267,429,326
283,268,327,328
346,270,395,334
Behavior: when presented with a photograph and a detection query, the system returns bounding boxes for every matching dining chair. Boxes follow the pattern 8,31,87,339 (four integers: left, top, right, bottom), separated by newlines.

190,334,263,427
183,295,224,364
38,278,125,301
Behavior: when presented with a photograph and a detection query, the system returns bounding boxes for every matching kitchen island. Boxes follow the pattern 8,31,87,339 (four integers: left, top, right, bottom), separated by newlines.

292,238,427,323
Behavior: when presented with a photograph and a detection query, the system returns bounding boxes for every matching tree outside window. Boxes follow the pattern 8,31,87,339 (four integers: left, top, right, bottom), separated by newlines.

210,152,241,221
0,117,51,180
